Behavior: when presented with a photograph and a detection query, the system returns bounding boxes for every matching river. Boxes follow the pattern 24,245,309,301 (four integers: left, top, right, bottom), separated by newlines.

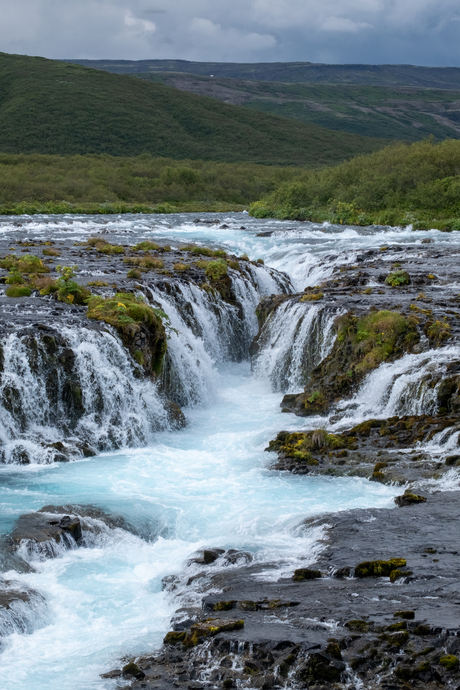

0,211,454,689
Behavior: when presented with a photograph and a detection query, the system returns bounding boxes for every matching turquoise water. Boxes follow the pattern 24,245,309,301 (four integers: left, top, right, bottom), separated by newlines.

0,363,395,689
0,212,440,688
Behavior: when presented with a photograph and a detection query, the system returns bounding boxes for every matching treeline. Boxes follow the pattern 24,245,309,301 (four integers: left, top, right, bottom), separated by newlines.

0,154,305,214
250,139,460,229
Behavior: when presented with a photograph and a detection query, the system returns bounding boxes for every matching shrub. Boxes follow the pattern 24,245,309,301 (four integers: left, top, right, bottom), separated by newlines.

43,248,60,256
127,269,142,279
5,270,25,284
1,253,48,273
385,270,410,287
134,241,160,251
55,265,91,305
205,260,228,281
5,285,31,297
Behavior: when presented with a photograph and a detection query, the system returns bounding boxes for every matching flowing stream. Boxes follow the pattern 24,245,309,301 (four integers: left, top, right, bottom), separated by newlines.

0,212,455,689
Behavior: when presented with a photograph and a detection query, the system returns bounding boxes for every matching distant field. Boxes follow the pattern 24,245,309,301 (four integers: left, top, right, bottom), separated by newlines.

62,59,460,89
0,52,387,166
134,73,460,142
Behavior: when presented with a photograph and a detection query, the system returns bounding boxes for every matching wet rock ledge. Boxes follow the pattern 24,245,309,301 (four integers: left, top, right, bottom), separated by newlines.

104,491,460,689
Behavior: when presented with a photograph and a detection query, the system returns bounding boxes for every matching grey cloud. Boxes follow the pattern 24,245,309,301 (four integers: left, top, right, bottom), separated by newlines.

0,0,459,65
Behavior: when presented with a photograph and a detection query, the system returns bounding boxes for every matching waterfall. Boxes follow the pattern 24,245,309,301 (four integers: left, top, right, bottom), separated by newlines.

253,302,341,392
333,345,460,427
145,264,289,406
0,326,170,464
0,581,49,639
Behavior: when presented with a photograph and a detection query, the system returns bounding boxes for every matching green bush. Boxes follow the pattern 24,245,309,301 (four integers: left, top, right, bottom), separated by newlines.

55,265,91,305
5,270,25,284
385,270,411,287
250,139,460,226
5,285,31,297
205,260,228,281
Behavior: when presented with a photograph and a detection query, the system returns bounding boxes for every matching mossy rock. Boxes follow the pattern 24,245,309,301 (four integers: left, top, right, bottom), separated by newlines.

300,292,323,302
355,558,406,578
205,259,228,281
298,652,344,683
184,619,244,647
87,292,167,375
122,662,145,679
395,492,427,507
294,310,419,416
386,621,407,631
394,610,415,620
385,270,410,287
345,619,369,632
413,624,432,636
439,654,459,670
164,631,187,645
293,568,322,582
213,601,235,611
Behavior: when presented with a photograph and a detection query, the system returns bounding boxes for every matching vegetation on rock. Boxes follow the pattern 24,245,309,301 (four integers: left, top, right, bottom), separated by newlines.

283,310,419,416
86,292,167,374
5,285,31,297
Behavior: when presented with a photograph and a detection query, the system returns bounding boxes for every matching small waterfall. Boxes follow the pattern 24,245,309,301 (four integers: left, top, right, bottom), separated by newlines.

0,326,170,464
146,265,288,406
333,345,460,427
0,581,49,639
253,302,341,392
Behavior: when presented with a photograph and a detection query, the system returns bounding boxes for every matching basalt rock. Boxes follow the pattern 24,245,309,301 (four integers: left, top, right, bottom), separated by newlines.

116,491,460,690
266,413,460,484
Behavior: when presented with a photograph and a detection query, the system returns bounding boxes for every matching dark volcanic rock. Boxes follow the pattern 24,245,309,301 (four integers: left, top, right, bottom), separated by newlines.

121,492,460,690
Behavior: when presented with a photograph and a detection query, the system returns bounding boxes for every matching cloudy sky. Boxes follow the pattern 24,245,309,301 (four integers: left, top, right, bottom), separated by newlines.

2,0,460,65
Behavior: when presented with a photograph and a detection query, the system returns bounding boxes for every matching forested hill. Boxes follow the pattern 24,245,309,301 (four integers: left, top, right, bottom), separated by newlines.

62,59,460,89
0,53,387,166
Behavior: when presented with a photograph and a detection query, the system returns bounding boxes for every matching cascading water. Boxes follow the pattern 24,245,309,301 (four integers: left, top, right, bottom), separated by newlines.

253,302,341,392
0,326,170,464
2,211,458,690
332,345,460,428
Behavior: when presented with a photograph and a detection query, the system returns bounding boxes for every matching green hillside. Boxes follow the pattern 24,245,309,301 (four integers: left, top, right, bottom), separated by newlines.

135,73,460,142
0,53,387,166
63,59,460,89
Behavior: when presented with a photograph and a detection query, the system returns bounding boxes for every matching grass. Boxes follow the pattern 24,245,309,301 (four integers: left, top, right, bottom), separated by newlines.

250,139,460,228
0,52,386,167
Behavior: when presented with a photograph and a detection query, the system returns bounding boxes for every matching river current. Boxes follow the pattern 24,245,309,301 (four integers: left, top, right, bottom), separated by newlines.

0,212,455,689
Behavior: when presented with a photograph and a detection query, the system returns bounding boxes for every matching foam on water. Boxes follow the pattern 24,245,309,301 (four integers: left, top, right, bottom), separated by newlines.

2,212,459,689
0,364,396,689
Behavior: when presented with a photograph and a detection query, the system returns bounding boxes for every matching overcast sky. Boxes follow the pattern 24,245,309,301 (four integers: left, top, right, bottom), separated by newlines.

2,0,460,65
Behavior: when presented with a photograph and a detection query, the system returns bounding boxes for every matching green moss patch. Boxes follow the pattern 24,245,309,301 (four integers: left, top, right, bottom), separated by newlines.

87,292,167,374
295,310,419,415
5,285,31,297
266,429,349,462
385,270,410,287
439,655,459,670
1,253,49,273
355,558,407,578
